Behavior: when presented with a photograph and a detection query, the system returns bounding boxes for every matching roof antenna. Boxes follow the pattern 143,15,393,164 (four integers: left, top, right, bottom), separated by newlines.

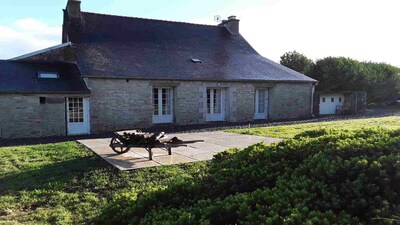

214,15,222,23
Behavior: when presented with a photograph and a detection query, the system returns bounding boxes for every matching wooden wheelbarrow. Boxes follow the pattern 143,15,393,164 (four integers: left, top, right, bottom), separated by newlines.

109,130,203,160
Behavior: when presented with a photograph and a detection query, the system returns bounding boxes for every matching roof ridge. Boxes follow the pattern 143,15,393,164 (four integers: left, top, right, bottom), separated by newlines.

81,11,218,28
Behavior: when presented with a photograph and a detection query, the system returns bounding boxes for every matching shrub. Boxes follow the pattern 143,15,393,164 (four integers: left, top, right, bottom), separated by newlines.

95,128,400,225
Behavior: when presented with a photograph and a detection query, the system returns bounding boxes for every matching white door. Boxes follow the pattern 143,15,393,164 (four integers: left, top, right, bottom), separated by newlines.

153,88,173,123
254,89,269,119
67,97,90,135
319,94,344,115
206,88,225,121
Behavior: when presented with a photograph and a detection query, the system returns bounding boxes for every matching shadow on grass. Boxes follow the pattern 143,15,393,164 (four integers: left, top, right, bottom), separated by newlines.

0,154,114,194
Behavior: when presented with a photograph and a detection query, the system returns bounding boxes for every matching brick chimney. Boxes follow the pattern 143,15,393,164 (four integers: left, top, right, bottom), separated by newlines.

66,0,81,19
219,16,240,35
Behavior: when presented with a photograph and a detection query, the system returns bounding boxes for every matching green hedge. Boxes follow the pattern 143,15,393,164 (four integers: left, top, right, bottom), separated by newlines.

95,128,400,225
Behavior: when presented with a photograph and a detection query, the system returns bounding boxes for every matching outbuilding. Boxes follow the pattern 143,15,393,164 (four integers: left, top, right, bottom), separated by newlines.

314,91,367,115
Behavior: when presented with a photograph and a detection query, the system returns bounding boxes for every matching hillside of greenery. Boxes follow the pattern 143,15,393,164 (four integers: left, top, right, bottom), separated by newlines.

96,128,400,225
1,126,399,224
280,51,400,103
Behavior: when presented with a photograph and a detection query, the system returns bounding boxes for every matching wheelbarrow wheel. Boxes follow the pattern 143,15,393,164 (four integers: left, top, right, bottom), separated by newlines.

110,137,130,154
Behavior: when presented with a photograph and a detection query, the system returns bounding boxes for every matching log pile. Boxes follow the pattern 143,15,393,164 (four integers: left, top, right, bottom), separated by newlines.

119,130,165,145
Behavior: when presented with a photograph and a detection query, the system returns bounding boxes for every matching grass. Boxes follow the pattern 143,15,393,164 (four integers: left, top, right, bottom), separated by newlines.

0,142,207,224
1,115,399,224
227,116,400,138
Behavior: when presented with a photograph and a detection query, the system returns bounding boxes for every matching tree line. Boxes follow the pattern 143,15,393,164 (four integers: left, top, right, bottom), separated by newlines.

280,51,400,103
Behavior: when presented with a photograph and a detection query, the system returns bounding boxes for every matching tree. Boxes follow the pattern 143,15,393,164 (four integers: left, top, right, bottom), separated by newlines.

309,57,366,91
280,51,314,75
280,51,400,103
308,57,400,103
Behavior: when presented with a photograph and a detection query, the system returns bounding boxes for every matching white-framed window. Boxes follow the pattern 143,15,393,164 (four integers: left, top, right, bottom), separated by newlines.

254,89,269,119
66,97,90,135
206,88,225,121
38,72,59,79
68,97,84,123
207,88,222,114
152,87,173,123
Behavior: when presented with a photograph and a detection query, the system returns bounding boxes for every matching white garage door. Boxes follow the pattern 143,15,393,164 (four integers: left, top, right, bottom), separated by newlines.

320,94,345,115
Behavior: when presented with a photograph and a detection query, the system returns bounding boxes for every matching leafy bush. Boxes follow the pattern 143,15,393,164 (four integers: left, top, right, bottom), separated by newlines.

95,128,400,225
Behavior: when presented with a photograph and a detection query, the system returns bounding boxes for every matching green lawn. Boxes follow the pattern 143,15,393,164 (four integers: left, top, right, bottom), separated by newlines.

1,115,399,224
0,142,207,224
227,116,400,138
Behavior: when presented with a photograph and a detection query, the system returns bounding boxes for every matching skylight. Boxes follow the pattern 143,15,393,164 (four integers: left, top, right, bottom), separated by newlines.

38,72,59,79
191,58,202,63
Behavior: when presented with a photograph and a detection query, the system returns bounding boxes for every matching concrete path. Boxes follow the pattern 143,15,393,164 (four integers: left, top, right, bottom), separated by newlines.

78,131,282,171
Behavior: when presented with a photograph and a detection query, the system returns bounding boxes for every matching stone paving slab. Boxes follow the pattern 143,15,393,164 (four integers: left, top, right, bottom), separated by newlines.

78,131,282,171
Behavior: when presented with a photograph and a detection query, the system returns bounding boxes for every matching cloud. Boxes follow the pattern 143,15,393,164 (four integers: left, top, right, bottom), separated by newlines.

0,18,61,59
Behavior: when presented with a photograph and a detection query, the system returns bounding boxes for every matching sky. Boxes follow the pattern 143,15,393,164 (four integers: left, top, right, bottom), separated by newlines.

0,0,400,67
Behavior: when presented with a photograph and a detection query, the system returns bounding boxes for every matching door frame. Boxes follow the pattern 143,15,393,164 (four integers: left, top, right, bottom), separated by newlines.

254,88,269,119
206,88,226,122
152,87,174,124
66,97,90,136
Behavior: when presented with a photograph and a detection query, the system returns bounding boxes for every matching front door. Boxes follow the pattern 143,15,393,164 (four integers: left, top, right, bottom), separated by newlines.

206,88,225,121
67,97,90,135
153,88,174,123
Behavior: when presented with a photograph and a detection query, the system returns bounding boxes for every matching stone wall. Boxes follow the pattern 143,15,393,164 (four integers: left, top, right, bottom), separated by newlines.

269,83,314,120
85,79,154,133
0,95,66,139
87,78,314,133
0,81,313,138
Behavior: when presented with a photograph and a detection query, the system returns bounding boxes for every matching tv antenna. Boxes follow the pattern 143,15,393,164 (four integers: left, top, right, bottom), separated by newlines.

214,15,222,23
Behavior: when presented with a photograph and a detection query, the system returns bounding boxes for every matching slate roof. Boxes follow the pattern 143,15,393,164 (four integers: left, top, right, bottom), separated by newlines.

66,12,317,83
0,60,90,94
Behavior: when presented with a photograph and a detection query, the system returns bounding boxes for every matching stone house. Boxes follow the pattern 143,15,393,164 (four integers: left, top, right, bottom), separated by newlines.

0,0,317,139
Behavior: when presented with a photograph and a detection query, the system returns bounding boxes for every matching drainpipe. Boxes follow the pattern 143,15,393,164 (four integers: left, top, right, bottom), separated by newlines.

310,83,316,117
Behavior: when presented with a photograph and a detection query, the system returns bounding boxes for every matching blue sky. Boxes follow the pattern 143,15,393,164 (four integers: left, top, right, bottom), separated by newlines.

0,0,268,26
1,0,400,67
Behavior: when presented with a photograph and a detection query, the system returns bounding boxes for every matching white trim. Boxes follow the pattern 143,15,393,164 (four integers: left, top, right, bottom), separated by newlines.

254,88,269,119
152,87,174,124
206,88,226,121
311,85,315,116
11,42,72,60
66,97,90,136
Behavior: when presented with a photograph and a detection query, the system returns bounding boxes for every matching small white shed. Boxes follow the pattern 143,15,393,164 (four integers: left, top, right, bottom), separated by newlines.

319,93,345,115
314,91,367,115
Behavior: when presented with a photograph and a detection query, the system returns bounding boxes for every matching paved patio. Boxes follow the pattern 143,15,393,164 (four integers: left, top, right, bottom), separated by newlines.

78,131,282,171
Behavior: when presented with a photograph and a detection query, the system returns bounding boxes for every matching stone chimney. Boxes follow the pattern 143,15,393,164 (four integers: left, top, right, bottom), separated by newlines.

219,15,240,35
66,0,81,19
62,0,82,43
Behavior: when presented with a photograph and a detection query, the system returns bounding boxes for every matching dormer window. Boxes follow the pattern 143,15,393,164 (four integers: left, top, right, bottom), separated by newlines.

38,72,59,79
